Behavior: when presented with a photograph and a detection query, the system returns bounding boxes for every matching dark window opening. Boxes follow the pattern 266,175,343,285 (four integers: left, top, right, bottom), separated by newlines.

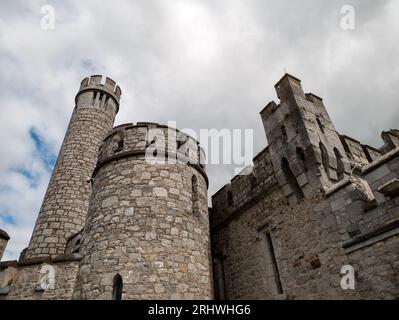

319,142,330,179
227,191,233,206
250,174,257,189
296,147,307,172
192,175,199,215
281,125,288,142
112,274,123,300
334,148,345,180
316,117,325,133
92,91,98,104
262,230,283,294
116,131,124,151
214,256,227,300
281,157,304,200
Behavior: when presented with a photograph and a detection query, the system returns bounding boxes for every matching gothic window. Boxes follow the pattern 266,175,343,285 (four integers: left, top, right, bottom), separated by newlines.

112,274,123,300
281,157,304,200
319,142,330,179
334,148,345,181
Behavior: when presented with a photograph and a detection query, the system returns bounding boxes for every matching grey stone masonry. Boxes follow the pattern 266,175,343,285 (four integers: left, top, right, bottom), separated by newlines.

211,74,399,299
72,123,212,299
0,229,10,261
25,75,121,259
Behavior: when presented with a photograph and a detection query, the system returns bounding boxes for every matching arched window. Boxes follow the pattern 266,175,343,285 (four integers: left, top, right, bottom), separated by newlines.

316,118,325,133
281,157,304,200
227,191,233,207
334,148,345,181
319,142,330,179
296,147,307,172
112,274,123,300
281,125,288,142
192,175,199,214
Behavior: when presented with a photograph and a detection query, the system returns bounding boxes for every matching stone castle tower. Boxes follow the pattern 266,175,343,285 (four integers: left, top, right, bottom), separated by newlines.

1,74,398,300
25,76,121,259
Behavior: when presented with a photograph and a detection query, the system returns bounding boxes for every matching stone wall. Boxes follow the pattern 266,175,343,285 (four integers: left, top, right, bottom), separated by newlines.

211,152,399,299
211,147,277,228
210,74,399,300
0,255,80,300
73,123,213,299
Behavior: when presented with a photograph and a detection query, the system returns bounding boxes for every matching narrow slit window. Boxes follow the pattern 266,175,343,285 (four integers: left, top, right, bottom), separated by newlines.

281,125,288,142
319,142,331,179
316,117,325,133
192,175,199,215
112,274,123,300
265,231,283,294
227,191,233,207
296,147,307,172
334,148,345,180
214,256,227,300
281,157,304,200
259,227,284,295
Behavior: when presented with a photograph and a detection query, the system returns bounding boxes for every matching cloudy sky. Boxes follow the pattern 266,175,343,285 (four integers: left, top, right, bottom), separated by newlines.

1,0,398,261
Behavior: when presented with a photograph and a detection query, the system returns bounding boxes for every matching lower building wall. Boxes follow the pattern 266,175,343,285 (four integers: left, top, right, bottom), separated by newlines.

211,189,399,299
0,260,79,300
347,234,399,299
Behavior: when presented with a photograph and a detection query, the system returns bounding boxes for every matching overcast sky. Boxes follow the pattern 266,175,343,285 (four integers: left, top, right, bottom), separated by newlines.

1,0,398,261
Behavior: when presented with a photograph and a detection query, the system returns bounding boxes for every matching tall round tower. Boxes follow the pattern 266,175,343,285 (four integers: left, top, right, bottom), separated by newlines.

25,75,121,259
73,123,212,299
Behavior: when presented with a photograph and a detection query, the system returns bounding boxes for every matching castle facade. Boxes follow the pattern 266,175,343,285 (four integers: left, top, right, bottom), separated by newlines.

1,74,398,299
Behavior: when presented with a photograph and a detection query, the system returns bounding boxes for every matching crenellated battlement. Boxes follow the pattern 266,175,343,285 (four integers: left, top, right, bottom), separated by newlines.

211,146,278,229
75,75,122,113
94,122,207,184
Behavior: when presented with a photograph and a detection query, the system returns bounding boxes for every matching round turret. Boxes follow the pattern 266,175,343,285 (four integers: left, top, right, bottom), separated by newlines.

73,123,212,299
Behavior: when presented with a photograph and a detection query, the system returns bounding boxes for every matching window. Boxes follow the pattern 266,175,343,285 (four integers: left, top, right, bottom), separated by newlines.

213,255,227,300
192,175,199,215
316,117,325,133
319,142,330,179
281,125,288,142
334,148,345,180
112,274,123,300
258,226,283,295
281,157,304,200
227,191,233,207
296,147,307,172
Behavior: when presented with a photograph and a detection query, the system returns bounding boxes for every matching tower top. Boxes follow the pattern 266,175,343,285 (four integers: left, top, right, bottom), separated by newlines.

0,228,10,241
76,75,122,110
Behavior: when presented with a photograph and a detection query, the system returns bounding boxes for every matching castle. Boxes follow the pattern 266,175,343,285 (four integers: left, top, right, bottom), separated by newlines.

0,74,398,299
